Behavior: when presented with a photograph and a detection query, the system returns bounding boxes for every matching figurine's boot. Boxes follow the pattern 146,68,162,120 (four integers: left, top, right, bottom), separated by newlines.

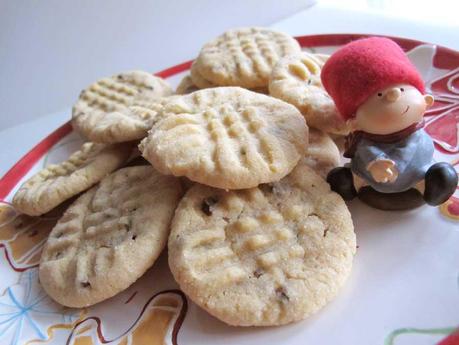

423,162,458,206
326,167,357,200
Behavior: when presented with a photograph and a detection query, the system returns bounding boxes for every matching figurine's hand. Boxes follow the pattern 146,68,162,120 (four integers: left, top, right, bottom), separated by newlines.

367,159,399,183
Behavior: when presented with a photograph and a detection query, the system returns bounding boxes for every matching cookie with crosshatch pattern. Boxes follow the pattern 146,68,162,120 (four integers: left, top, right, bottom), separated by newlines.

168,162,356,326
269,52,349,135
190,61,217,89
39,166,182,307
13,142,132,216
302,128,341,178
194,27,301,89
72,71,174,143
176,74,200,95
139,87,308,189
188,62,270,94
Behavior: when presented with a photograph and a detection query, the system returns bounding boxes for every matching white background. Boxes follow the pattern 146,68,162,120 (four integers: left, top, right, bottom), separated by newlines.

0,0,312,130
1,0,459,176
2,0,459,131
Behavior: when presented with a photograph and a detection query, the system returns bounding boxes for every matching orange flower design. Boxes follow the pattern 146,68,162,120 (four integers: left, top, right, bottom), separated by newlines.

0,201,68,271
67,291,187,345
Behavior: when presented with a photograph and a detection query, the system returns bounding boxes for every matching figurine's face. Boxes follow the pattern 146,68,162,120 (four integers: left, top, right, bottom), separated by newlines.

350,84,433,135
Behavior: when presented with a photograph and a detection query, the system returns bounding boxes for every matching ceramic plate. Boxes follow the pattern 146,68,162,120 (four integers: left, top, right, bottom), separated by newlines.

0,34,458,345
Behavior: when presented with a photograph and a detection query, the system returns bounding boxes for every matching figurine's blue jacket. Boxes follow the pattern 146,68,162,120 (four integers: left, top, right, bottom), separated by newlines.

350,129,434,193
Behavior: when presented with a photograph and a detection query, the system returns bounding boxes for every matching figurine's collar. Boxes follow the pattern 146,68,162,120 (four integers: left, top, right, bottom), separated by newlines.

344,121,425,158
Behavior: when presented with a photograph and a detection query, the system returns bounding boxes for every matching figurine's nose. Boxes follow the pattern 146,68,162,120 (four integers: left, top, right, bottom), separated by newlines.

385,88,401,102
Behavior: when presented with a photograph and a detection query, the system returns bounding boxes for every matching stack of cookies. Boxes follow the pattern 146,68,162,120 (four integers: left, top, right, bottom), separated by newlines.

13,27,356,327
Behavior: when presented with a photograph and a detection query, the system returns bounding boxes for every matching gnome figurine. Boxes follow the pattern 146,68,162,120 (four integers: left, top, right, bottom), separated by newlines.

321,37,457,210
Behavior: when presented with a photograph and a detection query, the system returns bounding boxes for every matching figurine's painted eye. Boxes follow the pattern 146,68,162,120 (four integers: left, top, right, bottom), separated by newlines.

400,87,405,92
377,93,383,97
307,79,312,85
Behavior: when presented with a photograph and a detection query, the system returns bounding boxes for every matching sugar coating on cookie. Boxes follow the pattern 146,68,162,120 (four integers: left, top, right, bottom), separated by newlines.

195,27,301,88
39,166,183,308
72,71,174,143
168,163,356,326
269,53,349,135
302,128,341,178
139,87,308,189
13,142,132,216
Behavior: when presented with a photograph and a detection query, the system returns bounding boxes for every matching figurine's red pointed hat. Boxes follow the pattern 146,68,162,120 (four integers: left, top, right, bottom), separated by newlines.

321,37,425,120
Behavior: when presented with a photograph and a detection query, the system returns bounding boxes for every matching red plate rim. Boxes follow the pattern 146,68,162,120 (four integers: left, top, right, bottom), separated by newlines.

1,33,458,200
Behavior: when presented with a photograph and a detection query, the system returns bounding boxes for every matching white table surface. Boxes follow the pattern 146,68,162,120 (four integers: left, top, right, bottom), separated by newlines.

1,2,458,178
